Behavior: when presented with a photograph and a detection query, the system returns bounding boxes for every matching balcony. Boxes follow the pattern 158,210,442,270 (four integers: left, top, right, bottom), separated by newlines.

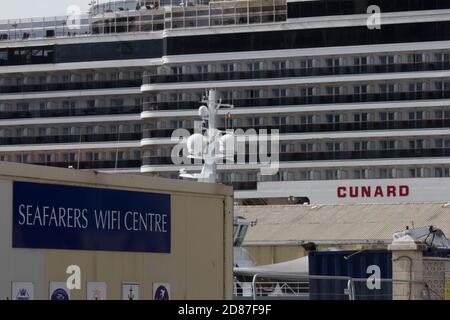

0,79,142,94
231,181,258,190
0,132,142,145
0,105,142,120
31,160,141,170
144,62,450,85
143,90,450,111
141,148,450,165
142,118,450,139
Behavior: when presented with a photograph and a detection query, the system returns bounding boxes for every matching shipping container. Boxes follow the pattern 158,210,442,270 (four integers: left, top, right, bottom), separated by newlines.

423,249,450,258
308,250,392,300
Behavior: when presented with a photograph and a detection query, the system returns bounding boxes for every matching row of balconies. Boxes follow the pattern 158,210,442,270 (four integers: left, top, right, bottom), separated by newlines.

141,148,450,165
0,133,142,145
0,70,145,85
143,89,450,111
0,79,142,94
227,167,450,190
143,118,450,138
0,106,142,119
0,105,141,119
146,61,450,84
145,110,449,128
155,52,450,76
32,160,142,170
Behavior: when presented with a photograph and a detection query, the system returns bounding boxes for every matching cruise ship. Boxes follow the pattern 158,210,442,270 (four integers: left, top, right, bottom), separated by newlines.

2,0,450,205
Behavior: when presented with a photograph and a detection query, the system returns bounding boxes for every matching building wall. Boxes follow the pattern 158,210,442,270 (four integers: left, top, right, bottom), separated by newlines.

0,162,233,300
423,257,450,300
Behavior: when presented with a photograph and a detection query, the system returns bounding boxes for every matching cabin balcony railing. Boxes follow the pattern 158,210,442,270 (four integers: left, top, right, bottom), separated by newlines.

143,62,450,84
142,119,450,139
142,90,450,111
141,148,450,165
30,160,141,170
0,105,142,120
0,79,142,94
0,132,142,145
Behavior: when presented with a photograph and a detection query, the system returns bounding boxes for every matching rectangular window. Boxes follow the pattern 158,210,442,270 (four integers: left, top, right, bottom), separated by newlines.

379,112,395,121
171,66,182,75
87,100,96,108
326,58,339,67
325,169,338,180
247,63,260,72
110,72,119,81
111,98,124,107
354,56,367,65
134,71,142,80
272,61,286,70
16,103,29,111
299,59,312,69
409,140,424,149
196,65,208,73
134,98,142,107
62,101,70,109
354,141,368,151
221,64,234,73
380,141,395,150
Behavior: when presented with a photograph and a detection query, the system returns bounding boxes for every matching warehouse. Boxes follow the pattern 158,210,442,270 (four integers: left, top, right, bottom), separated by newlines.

0,162,233,300
236,203,450,266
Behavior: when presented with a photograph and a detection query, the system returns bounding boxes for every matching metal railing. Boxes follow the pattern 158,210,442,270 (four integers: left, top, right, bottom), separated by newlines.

0,105,141,120
31,160,141,170
141,148,450,166
143,61,450,84
0,80,141,94
0,132,142,145
234,273,434,300
142,119,450,138
142,90,450,111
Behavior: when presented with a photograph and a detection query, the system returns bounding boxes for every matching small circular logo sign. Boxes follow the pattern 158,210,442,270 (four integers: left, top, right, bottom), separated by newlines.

51,288,69,300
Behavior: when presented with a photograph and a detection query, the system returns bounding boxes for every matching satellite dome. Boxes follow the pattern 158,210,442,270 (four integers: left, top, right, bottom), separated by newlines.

186,133,206,157
198,106,209,119
219,133,236,155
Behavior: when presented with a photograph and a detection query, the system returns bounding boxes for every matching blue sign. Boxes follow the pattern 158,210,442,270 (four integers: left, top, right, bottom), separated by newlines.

51,289,69,301
13,181,171,253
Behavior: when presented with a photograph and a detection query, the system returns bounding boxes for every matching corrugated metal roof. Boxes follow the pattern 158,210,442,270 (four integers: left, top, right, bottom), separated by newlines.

236,203,450,244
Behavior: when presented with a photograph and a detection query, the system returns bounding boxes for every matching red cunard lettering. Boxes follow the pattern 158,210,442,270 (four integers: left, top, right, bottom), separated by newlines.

387,185,396,197
337,187,346,198
361,186,371,197
349,186,358,198
337,185,410,198
374,186,383,197
399,185,409,196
